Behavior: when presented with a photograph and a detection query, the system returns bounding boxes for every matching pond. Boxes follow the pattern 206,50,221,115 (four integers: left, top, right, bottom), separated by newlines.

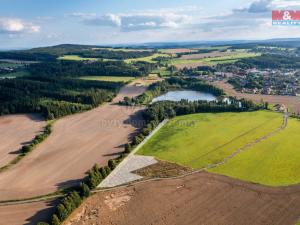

151,90,217,103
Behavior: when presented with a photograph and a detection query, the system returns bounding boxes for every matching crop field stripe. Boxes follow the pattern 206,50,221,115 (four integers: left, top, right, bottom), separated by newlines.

187,116,280,165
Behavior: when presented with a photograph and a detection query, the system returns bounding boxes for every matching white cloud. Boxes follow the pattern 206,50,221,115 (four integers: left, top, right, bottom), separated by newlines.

0,18,40,34
67,0,300,43
70,6,197,32
272,0,300,8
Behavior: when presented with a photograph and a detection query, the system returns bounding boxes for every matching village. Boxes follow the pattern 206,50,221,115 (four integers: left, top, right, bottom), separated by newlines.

199,67,300,96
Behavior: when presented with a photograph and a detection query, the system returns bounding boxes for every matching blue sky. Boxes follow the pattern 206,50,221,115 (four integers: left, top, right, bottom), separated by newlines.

1,0,300,48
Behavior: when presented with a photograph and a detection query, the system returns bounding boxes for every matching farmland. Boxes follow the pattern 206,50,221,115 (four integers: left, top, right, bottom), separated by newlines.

210,116,300,186
0,114,45,167
58,55,99,61
64,172,300,225
169,52,259,68
138,111,282,168
124,53,171,63
0,81,146,201
80,76,135,83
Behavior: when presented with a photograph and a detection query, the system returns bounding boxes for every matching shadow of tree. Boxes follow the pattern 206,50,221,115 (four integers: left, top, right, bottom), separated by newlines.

25,199,60,225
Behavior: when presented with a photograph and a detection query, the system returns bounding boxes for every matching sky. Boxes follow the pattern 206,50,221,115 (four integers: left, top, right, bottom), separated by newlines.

1,0,300,49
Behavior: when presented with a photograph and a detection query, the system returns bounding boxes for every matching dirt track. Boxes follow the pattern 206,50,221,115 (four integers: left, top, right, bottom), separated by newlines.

214,81,300,113
0,114,45,167
0,81,146,201
65,172,300,225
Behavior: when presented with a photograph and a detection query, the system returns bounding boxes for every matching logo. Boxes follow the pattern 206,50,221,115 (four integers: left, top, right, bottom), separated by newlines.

272,10,300,26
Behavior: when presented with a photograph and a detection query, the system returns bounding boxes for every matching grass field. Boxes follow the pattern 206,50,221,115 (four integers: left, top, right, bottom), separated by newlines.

169,52,259,67
80,76,135,82
125,53,171,63
0,63,24,68
151,67,172,77
0,71,30,78
210,116,300,186
58,55,99,61
92,47,152,52
136,110,300,186
138,111,282,168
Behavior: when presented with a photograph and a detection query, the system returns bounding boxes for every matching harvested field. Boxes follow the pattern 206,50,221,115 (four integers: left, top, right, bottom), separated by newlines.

179,51,235,60
0,114,45,167
0,199,58,225
64,172,300,225
159,48,198,54
214,81,300,113
0,81,147,201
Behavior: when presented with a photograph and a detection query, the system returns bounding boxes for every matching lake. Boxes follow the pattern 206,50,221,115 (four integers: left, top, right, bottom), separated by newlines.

152,90,217,103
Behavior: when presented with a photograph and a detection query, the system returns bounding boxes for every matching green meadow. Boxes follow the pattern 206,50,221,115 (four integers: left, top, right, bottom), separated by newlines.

79,76,134,82
124,53,171,63
137,111,300,186
210,116,300,186
168,52,259,66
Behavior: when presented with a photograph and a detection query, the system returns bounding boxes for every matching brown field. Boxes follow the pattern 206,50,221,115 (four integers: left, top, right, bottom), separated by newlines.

160,48,198,54
0,200,58,225
0,81,147,201
214,81,300,113
64,172,300,225
0,114,45,167
179,51,234,60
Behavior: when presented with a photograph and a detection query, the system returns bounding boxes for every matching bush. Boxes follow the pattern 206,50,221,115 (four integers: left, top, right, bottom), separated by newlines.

80,183,91,198
51,214,61,225
124,143,132,153
57,204,68,221
108,159,118,170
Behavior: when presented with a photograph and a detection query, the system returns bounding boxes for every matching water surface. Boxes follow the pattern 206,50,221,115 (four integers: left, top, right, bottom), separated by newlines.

152,90,217,103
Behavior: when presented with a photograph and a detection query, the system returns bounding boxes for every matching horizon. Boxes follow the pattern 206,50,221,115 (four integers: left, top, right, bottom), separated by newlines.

1,0,300,49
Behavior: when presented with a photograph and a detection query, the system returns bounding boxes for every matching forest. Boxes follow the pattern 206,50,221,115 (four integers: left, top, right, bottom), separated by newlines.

28,60,155,77
237,54,300,69
0,74,122,119
0,44,154,62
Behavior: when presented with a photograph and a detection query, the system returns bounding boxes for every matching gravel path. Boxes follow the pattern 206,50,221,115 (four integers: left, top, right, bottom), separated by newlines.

99,155,157,188
99,119,168,188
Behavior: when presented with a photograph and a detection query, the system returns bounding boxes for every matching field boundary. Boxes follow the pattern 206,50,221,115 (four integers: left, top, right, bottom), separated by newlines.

98,119,168,188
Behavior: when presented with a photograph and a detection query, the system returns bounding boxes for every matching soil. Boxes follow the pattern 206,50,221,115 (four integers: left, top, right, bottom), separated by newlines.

134,160,193,179
0,114,45,167
213,81,300,113
0,199,58,225
0,82,146,201
64,172,300,225
161,49,198,54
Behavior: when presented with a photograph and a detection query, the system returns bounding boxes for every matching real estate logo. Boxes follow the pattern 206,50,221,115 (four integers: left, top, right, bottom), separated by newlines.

272,10,300,26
